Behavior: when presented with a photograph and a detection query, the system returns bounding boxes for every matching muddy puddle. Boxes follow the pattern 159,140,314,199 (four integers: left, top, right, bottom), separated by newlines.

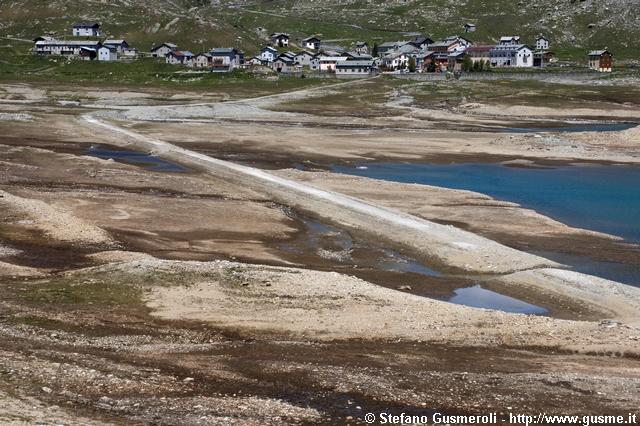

85,145,188,172
281,213,548,315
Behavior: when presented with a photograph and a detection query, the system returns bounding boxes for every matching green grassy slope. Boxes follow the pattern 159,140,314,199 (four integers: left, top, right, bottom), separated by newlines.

0,0,638,60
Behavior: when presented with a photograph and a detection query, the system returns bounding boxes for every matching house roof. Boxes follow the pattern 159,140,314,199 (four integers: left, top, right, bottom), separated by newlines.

536,35,549,41
302,36,321,42
500,36,520,42
73,22,100,28
379,41,407,48
336,60,374,67
36,40,102,46
346,52,373,60
465,23,476,27
168,50,194,58
466,45,493,53
99,45,117,51
429,41,456,48
355,41,368,47
588,50,610,56
261,46,278,53
210,47,237,55
151,43,177,51
270,33,289,38
104,39,127,45
491,44,531,52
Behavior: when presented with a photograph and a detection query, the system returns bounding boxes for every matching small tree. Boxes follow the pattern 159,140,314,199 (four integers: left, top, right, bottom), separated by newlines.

484,59,491,71
372,43,379,57
408,56,417,72
427,59,437,73
473,60,480,72
462,54,473,72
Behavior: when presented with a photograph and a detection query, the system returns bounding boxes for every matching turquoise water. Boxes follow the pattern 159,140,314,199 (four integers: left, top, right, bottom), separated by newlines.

332,162,640,285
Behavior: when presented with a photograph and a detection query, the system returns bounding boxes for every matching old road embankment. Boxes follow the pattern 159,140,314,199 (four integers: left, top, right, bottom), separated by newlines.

81,114,640,323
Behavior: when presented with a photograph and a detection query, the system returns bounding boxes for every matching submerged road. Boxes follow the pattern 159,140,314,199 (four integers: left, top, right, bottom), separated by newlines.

81,114,554,274
81,114,640,322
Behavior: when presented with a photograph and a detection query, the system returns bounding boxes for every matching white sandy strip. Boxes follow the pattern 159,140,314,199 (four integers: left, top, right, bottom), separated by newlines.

82,114,557,274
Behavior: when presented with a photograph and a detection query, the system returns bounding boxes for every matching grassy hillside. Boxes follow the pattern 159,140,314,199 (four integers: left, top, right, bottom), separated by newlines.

0,0,638,60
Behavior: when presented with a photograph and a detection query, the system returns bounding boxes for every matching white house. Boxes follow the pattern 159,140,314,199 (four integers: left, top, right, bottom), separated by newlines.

354,41,369,54
150,42,177,58
270,33,289,47
490,44,533,67
535,36,549,51
259,46,278,63
166,50,194,66
381,50,409,70
103,39,129,53
98,45,117,61
302,36,321,50
335,60,378,78
72,22,100,37
193,53,212,68
499,36,521,45
318,55,348,72
294,51,316,67
34,39,102,57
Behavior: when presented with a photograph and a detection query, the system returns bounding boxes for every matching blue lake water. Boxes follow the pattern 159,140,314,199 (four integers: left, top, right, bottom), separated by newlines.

448,285,548,315
332,162,640,285
504,122,637,134
85,145,187,172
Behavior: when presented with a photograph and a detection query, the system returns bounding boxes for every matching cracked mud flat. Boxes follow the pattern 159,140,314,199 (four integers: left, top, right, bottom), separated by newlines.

0,81,640,424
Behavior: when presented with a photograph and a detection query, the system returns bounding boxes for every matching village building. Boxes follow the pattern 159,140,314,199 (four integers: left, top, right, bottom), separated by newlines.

377,41,408,56
443,35,472,48
294,51,316,68
272,55,300,73
209,48,242,71
588,50,612,72
465,45,493,64
533,51,555,67
318,55,348,72
354,41,369,54
302,36,321,50
490,44,533,67
98,45,117,61
535,36,549,51
428,39,461,54
259,46,278,63
499,36,521,46
150,43,177,58
335,60,378,78
381,50,410,70
79,47,98,60
270,33,290,48
447,51,466,71
103,39,129,53
345,51,373,61
193,53,212,68
421,51,449,72
408,35,433,50
166,50,194,66
464,23,477,33
72,22,101,37
34,39,102,57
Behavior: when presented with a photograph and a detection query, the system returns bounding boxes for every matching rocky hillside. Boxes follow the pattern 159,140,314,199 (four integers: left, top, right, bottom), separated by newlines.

1,0,638,60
